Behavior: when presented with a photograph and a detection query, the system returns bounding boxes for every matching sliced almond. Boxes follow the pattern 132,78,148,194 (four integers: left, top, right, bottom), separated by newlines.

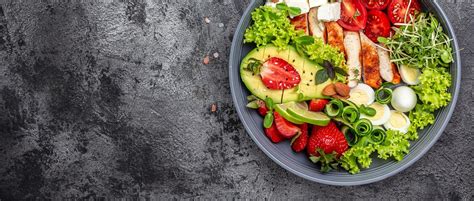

322,84,337,96
334,82,350,97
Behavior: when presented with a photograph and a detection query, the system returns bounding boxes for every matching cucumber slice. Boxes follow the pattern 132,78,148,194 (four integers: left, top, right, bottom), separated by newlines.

286,103,330,126
274,103,305,124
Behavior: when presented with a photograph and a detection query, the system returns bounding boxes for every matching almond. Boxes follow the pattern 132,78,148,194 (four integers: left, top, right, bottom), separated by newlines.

322,84,336,96
334,82,350,97
332,94,350,100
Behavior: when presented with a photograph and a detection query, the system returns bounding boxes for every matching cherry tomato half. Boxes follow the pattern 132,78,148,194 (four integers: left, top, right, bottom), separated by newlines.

388,0,421,24
338,0,368,31
364,10,391,42
361,0,391,10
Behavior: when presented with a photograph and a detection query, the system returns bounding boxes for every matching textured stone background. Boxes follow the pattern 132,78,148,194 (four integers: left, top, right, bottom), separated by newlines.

0,0,472,200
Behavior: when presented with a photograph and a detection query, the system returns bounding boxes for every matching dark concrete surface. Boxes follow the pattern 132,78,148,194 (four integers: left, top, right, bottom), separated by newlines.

0,0,472,199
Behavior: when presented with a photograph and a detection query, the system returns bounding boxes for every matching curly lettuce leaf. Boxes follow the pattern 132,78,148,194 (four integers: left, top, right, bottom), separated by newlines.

340,145,375,174
407,104,435,140
412,67,452,112
304,37,346,70
375,130,410,161
407,67,451,140
244,6,302,49
339,137,375,174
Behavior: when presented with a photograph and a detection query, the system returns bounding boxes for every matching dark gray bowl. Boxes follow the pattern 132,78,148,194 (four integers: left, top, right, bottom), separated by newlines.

229,0,461,186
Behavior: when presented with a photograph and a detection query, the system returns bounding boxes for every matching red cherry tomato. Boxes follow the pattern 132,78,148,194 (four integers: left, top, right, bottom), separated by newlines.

364,10,391,42
361,0,391,10
388,0,421,24
337,0,368,31
309,99,329,112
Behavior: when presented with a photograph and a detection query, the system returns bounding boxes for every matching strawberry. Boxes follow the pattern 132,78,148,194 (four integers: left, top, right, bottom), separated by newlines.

309,99,329,112
264,123,285,143
260,57,301,90
307,121,348,157
274,112,301,138
307,121,348,173
291,123,309,152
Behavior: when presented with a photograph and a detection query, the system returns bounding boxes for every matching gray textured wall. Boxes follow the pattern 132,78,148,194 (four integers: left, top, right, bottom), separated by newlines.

0,0,472,200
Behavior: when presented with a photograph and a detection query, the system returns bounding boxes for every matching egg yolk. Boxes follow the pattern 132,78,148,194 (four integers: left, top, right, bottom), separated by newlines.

349,89,369,105
389,112,407,129
368,103,384,121
403,66,420,82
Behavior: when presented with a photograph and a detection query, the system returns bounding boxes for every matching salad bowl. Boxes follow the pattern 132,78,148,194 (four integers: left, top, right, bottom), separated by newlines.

229,0,460,185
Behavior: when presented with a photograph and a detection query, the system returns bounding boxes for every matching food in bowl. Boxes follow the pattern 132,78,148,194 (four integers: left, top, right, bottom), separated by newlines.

241,0,453,174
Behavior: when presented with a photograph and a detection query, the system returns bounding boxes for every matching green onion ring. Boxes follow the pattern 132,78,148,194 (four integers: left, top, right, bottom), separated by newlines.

369,127,387,145
341,126,358,146
354,118,373,137
375,88,393,104
342,106,360,124
324,99,344,117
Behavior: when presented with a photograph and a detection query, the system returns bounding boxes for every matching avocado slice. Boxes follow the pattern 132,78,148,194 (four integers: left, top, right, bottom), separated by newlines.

240,44,331,103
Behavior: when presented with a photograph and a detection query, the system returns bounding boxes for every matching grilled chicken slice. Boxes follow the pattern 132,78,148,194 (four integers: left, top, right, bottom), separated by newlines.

343,31,362,88
377,45,401,84
325,21,345,54
290,14,309,35
391,63,401,84
360,32,382,89
308,7,326,41
377,45,393,82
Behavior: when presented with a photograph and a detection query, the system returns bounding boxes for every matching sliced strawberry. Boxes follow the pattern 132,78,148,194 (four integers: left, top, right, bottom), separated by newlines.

264,123,285,143
307,121,348,157
260,57,301,90
309,99,330,112
291,123,309,152
274,112,301,138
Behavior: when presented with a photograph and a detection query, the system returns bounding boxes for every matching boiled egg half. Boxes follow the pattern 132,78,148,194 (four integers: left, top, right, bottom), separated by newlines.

384,110,411,133
361,102,391,126
348,83,375,106
399,64,421,85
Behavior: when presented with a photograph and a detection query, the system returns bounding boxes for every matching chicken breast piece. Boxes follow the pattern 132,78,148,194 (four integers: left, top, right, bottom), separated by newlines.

290,13,309,35
360,32,382,89
325,21,344,54
391,63,401,84
343,31,362,88
377,45,393,82
308,7,326,41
